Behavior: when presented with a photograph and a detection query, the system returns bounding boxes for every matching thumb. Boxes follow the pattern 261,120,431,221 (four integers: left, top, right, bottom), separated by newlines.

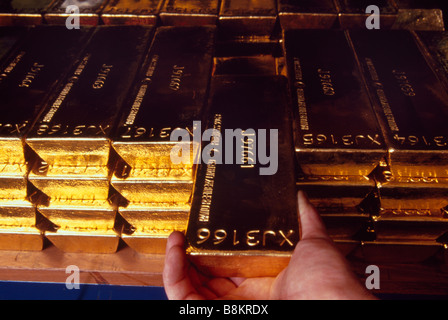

297,190,331,241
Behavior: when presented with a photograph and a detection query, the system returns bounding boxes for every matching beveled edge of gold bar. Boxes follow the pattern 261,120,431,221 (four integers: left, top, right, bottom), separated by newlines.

121,233,169,254
187,250,292,277
0,229,43,251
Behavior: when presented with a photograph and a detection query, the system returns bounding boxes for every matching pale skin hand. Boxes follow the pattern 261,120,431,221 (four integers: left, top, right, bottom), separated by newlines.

163,191,377,300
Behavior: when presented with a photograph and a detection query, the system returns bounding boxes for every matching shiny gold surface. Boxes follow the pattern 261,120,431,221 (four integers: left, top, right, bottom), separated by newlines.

378,175,448,212
101,0,162,25
297,175,376,213
45,230,119,253
277,0,338,30
0,0,54,26
0,200,43,251
45,0,108,26
160,0,219,26
219,0,277,39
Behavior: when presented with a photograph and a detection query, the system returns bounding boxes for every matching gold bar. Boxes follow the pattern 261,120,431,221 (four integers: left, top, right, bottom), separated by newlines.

277,0,338,30
213,55,278,76
393,0,445,31
0,26,92,178
296,175,377,213
321,214,370,240
284,30,387,177
119,204,189,254
45,0,108,26
112,26,215,185
0,200,43,251
186,76,298,278
349,30,448,178
160,0,219,26
219,0,277,39
378,175,448,213
415,31,448,91
0,0,54,26
37,198,119,253
26,26,154,199
336,0,398,29
101,0,163,26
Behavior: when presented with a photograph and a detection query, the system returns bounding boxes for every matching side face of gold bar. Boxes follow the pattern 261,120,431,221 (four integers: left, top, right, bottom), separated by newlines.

45,0,108,25
213,56,277,76
219,0,277,39
0,26,92,166
0,0,54,25
336,0,398,29
296,175,376,213
277,0,338,29
112,26,216,178
26,26,154,172
373,219,448,242
378,175,448,213
186,76,299,277
349,30,448,178
160,0,219,26
284,30,386,176
101,0,163,25
393,0,445,31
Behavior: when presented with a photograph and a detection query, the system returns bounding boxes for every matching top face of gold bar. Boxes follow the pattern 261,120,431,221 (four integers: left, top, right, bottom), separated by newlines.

112,26,216,169
284,30,386,176
161,0,219,15
336,0,397,15
0,26,28,63
26,26,154,168
416,31,448,88
0,26,92,163
102,0,163,15
349,30,448,177
47,0,107,13
278,0,337,14
220,0,277,16
186,75,298,258
0,0,54,13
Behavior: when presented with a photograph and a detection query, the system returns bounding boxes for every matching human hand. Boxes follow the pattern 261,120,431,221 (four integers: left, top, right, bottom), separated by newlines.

163,191,376,300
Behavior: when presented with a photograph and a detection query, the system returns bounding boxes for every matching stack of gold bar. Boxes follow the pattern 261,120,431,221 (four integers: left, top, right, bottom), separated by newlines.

25,26,154,253
111,26,215,254
0,0,447,278
0,26,91,250
347,29,448,262
283,28,385,256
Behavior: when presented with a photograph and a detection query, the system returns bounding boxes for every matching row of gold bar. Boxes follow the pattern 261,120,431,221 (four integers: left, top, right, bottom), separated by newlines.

0,0,446,32
1,2,448,276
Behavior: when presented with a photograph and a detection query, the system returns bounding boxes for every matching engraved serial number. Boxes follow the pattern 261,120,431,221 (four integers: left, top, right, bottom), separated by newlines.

19,62,44,88
196,228,295,247
393,134,447,147
301,133,382,147
169,65,184,91
119,126,193,139
92,64,113,89
35,124,111,136
317,69,335,96
392,70,416,97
